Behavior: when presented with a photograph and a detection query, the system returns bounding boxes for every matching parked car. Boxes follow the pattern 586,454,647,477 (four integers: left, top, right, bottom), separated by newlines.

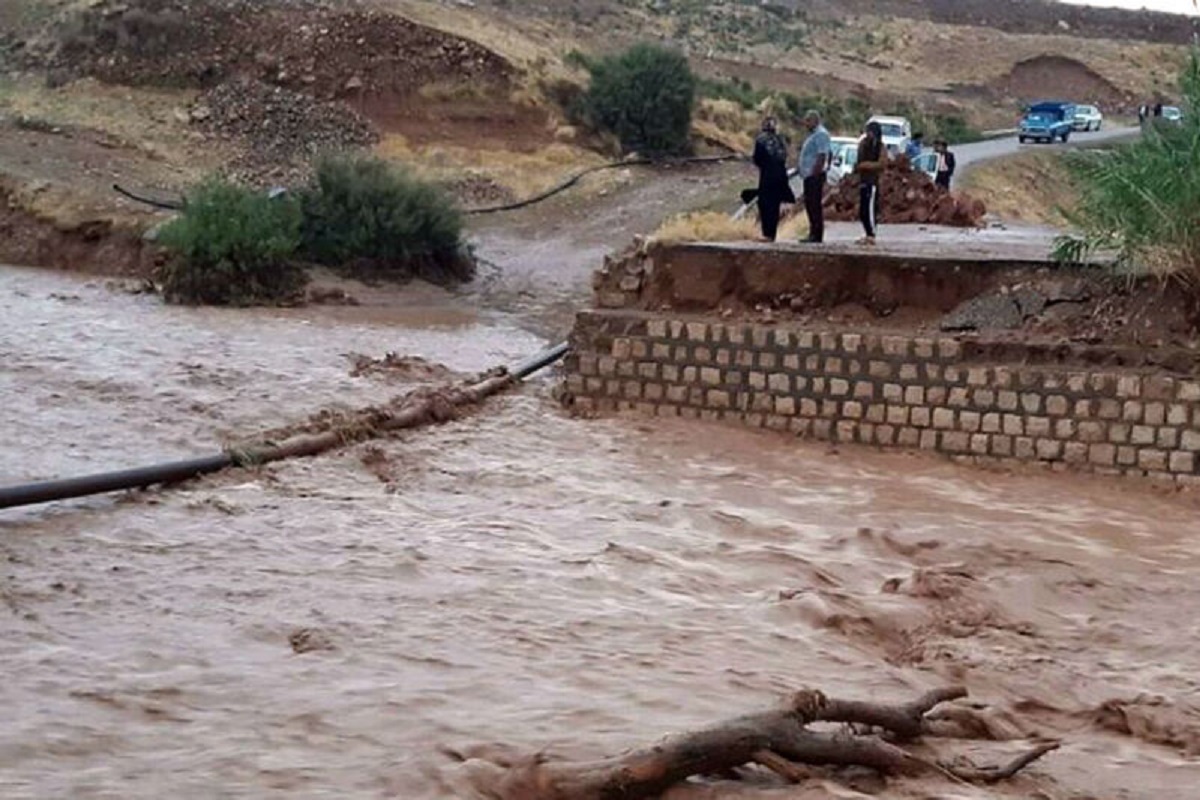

1163,106,1184,124
1019,101,1076,143
910,151,938,182
866,115,912,156
827,136,861,183
1072,104,1103,131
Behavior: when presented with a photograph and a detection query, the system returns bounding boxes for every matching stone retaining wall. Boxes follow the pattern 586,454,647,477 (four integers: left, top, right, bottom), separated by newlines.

563,310,1200,484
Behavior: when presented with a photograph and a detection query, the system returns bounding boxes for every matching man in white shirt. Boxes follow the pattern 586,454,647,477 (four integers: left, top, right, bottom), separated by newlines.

797,110,832,243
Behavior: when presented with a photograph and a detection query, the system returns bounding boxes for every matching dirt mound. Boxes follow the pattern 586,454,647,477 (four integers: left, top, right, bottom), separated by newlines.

990,55,1133,110
37,0,535,179
824,158,986,227
52,0,513,104
191,76,378,184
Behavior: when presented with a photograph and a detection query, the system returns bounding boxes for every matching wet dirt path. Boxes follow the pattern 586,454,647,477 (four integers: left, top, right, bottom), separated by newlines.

3,203,1200,798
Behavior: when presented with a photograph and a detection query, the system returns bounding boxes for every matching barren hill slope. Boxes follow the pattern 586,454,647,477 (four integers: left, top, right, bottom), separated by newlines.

0,0,1192,270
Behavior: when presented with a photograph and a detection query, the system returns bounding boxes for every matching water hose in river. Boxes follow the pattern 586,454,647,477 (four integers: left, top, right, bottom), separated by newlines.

0,342,569,511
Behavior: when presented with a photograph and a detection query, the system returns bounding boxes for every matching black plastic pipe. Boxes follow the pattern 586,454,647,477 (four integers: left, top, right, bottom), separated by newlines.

0,342,569,511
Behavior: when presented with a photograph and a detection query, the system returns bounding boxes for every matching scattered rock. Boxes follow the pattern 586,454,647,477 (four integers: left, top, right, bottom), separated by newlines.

191,76,377,183
941,293,1024,331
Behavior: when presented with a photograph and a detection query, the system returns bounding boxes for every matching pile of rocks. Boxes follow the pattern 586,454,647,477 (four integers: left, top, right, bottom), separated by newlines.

824,157,986,227
190,77,378,183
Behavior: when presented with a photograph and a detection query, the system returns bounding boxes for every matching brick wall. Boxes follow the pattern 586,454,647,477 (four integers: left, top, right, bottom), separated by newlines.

563,310,1200,484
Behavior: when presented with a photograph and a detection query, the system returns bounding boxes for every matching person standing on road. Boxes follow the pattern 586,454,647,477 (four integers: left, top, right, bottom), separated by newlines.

856,121,886,246
933,138,956,190
752,115,793,242
905,132,924,163
797,109,832,244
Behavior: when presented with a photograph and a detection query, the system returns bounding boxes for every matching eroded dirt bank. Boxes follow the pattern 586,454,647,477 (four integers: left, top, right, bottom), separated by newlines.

3,266,1200,799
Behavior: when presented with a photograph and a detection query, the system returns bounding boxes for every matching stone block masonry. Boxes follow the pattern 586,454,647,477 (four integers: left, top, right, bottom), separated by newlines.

563,311,1200,484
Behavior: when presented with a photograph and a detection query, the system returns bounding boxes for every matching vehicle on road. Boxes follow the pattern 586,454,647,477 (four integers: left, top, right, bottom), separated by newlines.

866,115,912,156
1072,104,1103,131
911,151,939,182
1019,101,1076,144
828,136,861,183
1163,106,1184,124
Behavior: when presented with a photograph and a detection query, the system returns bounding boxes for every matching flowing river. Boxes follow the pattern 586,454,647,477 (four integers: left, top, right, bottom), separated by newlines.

2,262,1200,799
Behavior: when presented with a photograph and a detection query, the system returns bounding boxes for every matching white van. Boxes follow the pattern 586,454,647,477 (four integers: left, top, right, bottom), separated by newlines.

866,115,912,156
827,136,861,183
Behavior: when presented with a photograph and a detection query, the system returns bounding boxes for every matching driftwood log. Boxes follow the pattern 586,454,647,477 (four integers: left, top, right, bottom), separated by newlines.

450,687,1060,799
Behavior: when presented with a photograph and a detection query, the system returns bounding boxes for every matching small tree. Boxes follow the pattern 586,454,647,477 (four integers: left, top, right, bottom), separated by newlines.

157,179,305,305
300,155,473,285
581,43,696,156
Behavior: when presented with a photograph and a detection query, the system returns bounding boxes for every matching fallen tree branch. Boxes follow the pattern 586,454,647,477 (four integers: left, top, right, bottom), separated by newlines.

814,685,968,740
454,687,1059,799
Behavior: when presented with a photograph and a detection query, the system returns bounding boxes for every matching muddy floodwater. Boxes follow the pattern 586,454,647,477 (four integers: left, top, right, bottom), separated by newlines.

3,264,1200,800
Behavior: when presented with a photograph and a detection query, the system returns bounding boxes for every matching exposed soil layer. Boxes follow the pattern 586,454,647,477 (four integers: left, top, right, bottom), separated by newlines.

989,55,1134,110
0,187,162,277
596,240,1200,363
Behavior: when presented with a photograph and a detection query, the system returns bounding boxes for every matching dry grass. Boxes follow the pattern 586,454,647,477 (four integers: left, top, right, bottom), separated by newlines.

960,151,1078,227
0,75,218,172
652,211,758,244
375,0,584,97
651,209,809,244
375,134,610,200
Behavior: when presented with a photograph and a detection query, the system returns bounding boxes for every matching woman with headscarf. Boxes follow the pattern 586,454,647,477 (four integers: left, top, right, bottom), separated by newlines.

752,116,793,241
855,121,887,246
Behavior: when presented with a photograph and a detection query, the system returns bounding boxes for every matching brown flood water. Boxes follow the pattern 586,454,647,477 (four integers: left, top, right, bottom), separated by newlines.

3,264,1200,799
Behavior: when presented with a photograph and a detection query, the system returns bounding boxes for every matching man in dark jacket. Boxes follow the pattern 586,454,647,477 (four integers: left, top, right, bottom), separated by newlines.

752,116,793,241
933,138,956,190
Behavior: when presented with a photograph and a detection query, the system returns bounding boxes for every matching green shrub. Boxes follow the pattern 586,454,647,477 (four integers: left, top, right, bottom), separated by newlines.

300,155,473,285
697,76,772,111
579,43,696,156
157,179,305,306
1054,50,1200,283
928,114,984,145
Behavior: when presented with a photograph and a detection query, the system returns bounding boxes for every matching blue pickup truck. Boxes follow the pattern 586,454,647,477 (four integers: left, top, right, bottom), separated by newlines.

1018,101,1077,144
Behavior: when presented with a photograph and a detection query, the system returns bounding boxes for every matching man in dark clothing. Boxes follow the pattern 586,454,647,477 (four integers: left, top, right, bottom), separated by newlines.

933,138,956,190
752,116,793,241
856,121,886,246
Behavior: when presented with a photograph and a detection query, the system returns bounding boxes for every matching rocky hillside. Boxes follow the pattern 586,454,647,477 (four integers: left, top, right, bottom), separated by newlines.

0,0,1192,239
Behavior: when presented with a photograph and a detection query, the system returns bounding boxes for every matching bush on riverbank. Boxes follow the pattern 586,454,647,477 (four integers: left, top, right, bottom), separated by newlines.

157,179,306,305
1054,50,1200,284
156,156,475,304
578,43,696,156
300,155,474,285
